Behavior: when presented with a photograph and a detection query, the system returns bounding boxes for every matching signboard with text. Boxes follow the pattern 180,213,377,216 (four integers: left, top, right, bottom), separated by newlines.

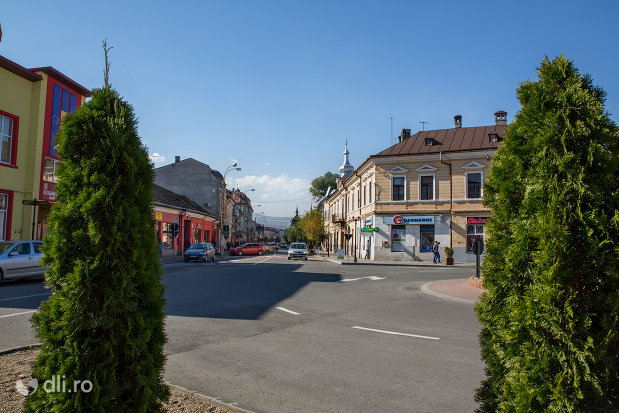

383,215,434,225
467,217,488,225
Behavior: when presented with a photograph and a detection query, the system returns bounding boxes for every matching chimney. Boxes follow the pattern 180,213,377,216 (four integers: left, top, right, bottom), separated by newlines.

175,156,181,163
494,111,507,125
454,115,462,128
398,128,411,143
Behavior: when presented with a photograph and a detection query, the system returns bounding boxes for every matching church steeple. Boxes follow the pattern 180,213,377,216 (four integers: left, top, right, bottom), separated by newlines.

339,140,355,178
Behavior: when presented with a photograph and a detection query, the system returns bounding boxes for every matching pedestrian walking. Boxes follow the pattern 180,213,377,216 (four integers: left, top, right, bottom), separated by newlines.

365,239,371,259
432,241,441,263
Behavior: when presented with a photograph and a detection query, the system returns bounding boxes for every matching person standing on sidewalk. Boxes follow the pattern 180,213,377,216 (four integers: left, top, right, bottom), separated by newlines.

432,241,441,263
365,238,371,259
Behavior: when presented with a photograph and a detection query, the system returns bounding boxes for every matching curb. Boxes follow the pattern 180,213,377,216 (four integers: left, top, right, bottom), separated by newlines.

165,381,255,413
0,346,252,412
420,281,477,304
468,275,484,289
319,257,475,268
0,343,42,356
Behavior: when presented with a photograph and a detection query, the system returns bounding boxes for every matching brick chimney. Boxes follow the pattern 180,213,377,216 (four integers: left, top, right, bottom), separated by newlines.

398,128,411,142
175,156,181,163
494,111,507,125
454,115,462,128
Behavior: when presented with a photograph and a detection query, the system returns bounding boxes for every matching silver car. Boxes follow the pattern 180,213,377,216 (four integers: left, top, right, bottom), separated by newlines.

184,243,216,262
0,241,45,281
288,242,308,260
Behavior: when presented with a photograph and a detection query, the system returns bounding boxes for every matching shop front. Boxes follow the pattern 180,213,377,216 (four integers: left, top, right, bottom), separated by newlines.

373,214,450,261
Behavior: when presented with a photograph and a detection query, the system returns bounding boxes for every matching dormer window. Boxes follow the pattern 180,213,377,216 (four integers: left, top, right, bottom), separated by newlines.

489,134,501,142
425,138,433,146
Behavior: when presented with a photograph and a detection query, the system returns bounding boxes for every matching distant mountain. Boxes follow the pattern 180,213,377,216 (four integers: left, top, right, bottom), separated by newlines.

253,214,293,229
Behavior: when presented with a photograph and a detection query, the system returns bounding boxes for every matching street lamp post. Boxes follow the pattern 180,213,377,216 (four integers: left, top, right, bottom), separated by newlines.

220,163,241,255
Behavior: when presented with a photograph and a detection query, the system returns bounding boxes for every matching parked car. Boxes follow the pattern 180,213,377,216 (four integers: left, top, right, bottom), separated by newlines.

288,242,308,260
0,241,45,281
184,243,216,262
229,243,265,256
269,242,279,251
279,242,288,249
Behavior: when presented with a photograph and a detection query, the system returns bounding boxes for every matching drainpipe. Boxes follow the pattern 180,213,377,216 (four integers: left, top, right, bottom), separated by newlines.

440,152,453,249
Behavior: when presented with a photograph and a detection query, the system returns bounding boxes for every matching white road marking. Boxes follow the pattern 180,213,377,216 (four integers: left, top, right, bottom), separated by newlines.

0,293,51,302
419,269,448,272
276,306,300,315
339,276,385,282
352,326,440,340
252,256,275,265
0,310,36,319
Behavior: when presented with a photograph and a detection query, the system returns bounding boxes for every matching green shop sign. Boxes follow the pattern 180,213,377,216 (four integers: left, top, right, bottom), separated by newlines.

360,227,379,233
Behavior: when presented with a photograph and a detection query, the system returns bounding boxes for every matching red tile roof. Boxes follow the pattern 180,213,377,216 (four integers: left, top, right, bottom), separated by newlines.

374,124,505,157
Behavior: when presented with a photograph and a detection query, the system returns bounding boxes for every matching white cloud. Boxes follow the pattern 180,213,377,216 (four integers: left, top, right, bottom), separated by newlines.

149,153,166,164
261,193,270,200
234,174,310,196
265,162,271,166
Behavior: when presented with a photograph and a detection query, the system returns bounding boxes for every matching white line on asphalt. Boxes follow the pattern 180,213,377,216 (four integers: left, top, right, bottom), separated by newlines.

352,326,440,340
276,306,300,315
252,256,274,265
0,310,36,319
418,270,448,272
0,293,51,302
338,276,385,282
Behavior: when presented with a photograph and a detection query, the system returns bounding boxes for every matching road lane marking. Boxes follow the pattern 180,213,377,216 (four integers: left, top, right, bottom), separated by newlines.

352,326,440,340
0,293,51,302
252,256,275,265
0,310,36,319
338,276,385,282
276,306,300,315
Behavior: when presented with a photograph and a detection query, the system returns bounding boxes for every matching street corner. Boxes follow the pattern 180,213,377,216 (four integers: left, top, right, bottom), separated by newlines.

421,278,485,304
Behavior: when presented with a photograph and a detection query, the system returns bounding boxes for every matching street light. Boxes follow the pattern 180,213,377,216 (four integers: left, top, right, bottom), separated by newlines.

220,163,241,255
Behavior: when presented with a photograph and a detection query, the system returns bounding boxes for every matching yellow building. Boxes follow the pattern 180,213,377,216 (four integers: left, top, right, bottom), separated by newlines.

323,112,507,263
0,55,90,241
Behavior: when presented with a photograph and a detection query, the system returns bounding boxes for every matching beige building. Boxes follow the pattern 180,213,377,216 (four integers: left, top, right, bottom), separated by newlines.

323,112,507,263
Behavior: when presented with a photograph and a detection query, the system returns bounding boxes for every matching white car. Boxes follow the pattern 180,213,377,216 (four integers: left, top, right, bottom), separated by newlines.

0,241,45,281
288,242,308,260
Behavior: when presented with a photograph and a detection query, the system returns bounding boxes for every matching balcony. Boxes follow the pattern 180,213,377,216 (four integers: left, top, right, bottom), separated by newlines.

331,214,346,224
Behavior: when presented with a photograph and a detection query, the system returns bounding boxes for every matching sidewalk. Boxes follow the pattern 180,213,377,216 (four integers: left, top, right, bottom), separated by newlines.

421,276,485,304
318,255,475,268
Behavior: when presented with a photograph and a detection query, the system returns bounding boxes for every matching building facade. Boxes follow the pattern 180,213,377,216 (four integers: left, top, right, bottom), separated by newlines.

323,112,506,263
152,184,218,252
0,55,91,241
230,189,254,245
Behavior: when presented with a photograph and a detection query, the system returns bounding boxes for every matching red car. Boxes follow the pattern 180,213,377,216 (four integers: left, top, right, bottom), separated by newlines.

229,243,265,256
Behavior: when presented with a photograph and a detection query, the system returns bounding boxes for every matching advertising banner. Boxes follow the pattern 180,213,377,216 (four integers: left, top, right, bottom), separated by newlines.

383,215,434,225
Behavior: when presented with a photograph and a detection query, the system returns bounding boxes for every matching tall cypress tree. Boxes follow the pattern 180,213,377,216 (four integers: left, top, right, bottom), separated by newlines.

26,45,168,412
475,56,618,411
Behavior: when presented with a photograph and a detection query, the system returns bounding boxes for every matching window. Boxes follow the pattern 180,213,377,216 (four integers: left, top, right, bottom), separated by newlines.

0,193,8,240
13,242,31,255
425,138,433,146
0,114,16,165
363,185,366,206
489,134,501,142
467,172,482,198
467,223,484,253
369,180,372,203
420,175,434,200
43,157,62,183
33,242,43,254
392,176,405,201
420,225,435,252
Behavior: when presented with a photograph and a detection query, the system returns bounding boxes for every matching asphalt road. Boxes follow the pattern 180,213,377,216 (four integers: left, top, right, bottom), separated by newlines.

0,252,484,412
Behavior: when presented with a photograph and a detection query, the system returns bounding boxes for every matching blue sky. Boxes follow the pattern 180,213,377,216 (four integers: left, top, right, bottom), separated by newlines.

2,1,618,217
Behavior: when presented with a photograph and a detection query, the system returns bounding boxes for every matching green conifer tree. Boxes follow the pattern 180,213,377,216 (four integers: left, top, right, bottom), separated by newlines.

475,56,618,412
26,43,168,412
